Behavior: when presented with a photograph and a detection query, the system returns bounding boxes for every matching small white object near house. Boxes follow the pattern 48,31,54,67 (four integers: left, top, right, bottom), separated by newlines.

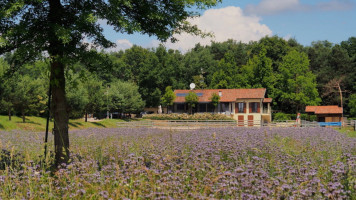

158,105,162,114
190,83,195,90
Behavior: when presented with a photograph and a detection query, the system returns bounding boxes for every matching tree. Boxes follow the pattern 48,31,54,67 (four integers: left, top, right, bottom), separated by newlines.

185,91,199,114
84,76,104,122
0,0,221,165
161,86,176,114
0,59,15,121
277,50,321,113
341,37,356,58
13,75,47,122
348,94,356,117
209,93,220,113
66,76,89,119
109,81,145,115
193,75,207,89
244,47,276,102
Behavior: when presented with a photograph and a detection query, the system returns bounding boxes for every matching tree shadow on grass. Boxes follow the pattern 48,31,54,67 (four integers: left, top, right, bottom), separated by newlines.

91,122,106,128
69,122,82,128
15,118,41,125
122,118,139,122
69,122,79,128
0,123,4,129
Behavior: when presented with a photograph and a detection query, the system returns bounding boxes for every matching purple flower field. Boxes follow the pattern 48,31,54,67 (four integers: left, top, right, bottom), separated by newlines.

0,127,355,199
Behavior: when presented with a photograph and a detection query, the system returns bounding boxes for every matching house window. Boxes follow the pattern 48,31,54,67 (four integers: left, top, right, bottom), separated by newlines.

207,103,215,112
238,103,244,113
198,103,207,112
250,102,258,113
220,102,230,112
177,104,185,112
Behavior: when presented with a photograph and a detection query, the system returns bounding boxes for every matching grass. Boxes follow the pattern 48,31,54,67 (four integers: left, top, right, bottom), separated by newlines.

336,126,356,137
0,115,138,131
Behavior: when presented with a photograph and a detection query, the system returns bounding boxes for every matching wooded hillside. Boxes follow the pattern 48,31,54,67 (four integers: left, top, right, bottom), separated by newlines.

1,36,355,117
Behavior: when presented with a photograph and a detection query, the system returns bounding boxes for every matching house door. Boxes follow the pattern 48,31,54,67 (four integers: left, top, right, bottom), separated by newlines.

248,115,254,126
238,115,244,127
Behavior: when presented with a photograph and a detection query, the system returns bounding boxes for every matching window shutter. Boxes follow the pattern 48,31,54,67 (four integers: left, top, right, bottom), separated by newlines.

235,103,238,113
249,103,252,113
243,103,246,113
257,103,260,113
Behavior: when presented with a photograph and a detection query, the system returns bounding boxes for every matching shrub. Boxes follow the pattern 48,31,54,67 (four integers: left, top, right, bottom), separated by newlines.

142,113,233,120
273,113,291,121
273,113,317,121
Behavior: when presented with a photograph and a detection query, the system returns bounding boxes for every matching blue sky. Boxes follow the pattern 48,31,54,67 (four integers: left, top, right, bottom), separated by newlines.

102,0,356,52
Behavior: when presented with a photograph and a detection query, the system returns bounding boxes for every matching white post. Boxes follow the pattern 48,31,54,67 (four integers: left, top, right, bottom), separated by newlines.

106,86,109,119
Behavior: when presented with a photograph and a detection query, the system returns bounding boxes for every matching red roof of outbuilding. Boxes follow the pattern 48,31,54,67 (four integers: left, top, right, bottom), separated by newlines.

305,106,343,114
174,88,267,103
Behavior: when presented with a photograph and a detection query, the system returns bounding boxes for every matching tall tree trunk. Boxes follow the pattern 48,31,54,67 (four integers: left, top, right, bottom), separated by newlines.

48,0,70,166
51,60,70,166
8,108,11,121
85,112,88,122
22,109,25,123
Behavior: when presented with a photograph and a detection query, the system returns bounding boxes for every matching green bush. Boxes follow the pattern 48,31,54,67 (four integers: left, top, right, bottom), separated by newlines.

273,113,317,121
273,113,291,121
143,113,233,121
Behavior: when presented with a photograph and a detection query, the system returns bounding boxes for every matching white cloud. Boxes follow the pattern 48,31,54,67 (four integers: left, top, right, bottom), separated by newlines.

245,0,307,16
106,39,133,52
316,0,354,11
245,0,354,16
160,6,272,52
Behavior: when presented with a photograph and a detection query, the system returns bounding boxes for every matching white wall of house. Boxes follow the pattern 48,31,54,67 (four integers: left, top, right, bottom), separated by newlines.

172,99,271,126
232,99,271,126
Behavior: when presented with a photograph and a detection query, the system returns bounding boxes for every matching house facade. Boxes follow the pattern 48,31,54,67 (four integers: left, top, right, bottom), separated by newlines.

173,88,272,125
305,105,343,122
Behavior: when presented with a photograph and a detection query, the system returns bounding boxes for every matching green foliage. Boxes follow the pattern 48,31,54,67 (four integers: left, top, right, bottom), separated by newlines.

209,93,220,109
66,78,89,119
193,75,207,89
349,94,356,117
84,75,105,116
143,113,233,120
277,50,321,112
308,40,355,107
161,86,176,108
185,91,199,115
272,113,317,121
185,91,199,114
273,113,292,121
11,75,47,121
108,80,145,114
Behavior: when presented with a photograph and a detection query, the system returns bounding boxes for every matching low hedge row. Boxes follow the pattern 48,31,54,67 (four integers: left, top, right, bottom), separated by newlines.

273,113,317,121
142,113,233,120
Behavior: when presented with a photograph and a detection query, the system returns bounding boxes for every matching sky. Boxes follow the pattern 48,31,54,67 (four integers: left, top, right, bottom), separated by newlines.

101,0,356,53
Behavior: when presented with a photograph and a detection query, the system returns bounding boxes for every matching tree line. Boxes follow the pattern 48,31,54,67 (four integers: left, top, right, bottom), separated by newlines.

1,36,356,120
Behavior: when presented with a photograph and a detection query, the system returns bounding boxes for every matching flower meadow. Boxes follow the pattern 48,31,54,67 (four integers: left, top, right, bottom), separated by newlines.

0,127,355,199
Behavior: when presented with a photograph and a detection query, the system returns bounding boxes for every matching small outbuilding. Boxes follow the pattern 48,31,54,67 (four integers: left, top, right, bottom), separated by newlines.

305,105,343,122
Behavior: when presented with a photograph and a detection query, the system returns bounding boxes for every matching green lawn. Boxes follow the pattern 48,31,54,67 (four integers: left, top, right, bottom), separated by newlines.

0,115,135,131
337,126,356,137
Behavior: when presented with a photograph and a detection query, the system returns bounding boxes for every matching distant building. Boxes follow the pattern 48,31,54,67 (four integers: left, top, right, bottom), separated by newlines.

305,105,343,122
173,88,272,125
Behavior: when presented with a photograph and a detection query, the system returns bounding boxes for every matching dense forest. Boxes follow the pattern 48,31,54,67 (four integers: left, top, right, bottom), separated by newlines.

1,36,356,119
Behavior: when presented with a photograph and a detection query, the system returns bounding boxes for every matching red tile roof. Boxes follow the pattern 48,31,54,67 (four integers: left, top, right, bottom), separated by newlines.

174,88,267,103
305,106,318,113
305,106,343,114
263,98,272,103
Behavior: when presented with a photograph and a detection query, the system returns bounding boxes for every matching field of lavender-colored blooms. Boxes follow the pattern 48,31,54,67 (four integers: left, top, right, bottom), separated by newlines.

0,127,355,199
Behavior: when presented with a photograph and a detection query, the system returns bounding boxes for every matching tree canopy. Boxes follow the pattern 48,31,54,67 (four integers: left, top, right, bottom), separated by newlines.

0,0,222,165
